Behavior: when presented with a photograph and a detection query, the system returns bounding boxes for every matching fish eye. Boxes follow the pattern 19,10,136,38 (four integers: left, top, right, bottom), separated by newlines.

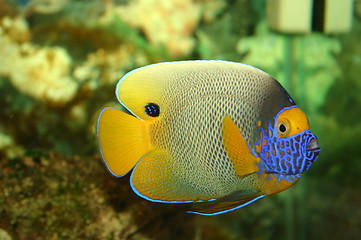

277,120,290,137
279,123,287,133
145,103,160,117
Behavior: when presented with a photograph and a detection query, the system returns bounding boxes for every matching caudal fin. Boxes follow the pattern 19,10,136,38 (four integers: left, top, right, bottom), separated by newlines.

97,107,153,177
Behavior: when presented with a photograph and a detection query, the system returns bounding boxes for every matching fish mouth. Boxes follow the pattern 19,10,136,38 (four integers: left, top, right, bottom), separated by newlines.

307,138,320,151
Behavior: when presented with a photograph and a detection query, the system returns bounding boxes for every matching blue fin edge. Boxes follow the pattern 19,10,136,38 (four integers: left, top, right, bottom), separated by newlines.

186,194,267,216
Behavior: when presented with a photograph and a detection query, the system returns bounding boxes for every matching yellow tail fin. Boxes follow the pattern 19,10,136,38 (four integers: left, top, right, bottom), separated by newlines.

97,107,153,176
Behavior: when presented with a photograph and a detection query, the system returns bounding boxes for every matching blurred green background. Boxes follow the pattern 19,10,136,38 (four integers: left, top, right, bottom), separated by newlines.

0,0,360,239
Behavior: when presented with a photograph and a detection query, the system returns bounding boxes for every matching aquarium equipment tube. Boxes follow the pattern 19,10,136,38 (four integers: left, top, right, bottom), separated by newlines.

266,0,353,34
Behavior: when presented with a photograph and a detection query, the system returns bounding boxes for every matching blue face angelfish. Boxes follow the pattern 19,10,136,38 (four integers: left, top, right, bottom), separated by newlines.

97,60,320,215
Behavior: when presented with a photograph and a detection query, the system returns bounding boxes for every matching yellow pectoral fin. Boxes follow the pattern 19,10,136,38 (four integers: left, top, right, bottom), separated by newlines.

97,107,153,177
222,116,260,176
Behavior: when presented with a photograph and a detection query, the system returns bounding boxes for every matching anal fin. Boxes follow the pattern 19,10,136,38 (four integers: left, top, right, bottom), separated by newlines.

131,149,215,203
189,190,266,215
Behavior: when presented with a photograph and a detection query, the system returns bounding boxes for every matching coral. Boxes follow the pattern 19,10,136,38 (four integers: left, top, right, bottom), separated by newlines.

0,31,19,77
0,131,23,158
0,0,19,18
0,16,29,43
0,17,28,76
0,1,361,240
115,0,201,57
73,45,136,90
0,12,141,157
0,153,195,239
24,0,69,15
199,0,227,23
0,17,78,106
0,229,12,240
11,45,78,105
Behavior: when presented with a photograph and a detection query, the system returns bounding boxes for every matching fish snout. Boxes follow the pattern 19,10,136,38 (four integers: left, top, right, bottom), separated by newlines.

307,138,320,151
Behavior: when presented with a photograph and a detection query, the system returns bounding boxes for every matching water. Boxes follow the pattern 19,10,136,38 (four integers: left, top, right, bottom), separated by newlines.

0,0,360,239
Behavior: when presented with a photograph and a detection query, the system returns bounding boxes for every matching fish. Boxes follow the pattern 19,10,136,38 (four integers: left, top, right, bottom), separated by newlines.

96,60,320,215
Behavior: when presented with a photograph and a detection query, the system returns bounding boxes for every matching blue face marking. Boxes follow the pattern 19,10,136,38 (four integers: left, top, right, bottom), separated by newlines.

260,126,320,175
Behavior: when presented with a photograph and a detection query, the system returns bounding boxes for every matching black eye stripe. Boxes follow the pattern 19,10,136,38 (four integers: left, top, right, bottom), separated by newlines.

145,103,160,117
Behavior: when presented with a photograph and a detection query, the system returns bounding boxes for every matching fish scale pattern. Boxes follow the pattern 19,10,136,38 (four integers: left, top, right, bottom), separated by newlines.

144,61,281,200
